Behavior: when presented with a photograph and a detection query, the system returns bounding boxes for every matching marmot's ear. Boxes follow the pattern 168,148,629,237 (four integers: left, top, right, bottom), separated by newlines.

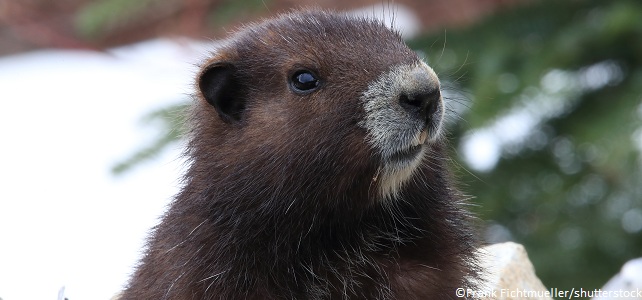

198,62,245,123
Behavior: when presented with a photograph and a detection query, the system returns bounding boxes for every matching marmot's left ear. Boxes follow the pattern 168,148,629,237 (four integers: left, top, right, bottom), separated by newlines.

198,62,246,123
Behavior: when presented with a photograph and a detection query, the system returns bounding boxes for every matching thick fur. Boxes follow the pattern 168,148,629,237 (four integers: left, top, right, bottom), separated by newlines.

122,10,480,300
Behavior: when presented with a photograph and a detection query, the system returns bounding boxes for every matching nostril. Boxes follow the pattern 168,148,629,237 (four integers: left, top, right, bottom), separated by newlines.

399,93,422,113
399,89,441,120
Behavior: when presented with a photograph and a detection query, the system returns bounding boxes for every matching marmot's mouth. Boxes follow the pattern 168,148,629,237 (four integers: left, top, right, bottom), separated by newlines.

387,129,428,166
389,144,423,164
375,128,429,200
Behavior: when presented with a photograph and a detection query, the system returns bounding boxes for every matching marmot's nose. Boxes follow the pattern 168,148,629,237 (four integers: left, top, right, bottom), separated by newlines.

398,69,442,123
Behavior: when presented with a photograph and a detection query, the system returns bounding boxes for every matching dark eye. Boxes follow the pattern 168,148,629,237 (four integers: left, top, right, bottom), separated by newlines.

289,70,320,94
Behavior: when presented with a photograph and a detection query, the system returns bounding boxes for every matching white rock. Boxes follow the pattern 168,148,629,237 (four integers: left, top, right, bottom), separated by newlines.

593,257,642,300
476,242,553,300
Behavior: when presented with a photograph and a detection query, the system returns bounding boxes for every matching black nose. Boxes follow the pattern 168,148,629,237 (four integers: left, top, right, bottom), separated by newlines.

399,87,441,122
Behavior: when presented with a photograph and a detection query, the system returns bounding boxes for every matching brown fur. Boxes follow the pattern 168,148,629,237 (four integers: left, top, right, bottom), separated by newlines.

122,10,480,300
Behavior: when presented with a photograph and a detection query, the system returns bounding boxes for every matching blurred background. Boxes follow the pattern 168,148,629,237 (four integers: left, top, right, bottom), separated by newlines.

1,0,641,299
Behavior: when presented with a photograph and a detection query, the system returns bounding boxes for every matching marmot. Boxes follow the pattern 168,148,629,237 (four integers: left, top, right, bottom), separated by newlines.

122,10,480,300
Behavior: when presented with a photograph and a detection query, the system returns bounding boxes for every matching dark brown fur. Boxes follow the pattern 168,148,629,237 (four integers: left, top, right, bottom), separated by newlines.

122,10,480,300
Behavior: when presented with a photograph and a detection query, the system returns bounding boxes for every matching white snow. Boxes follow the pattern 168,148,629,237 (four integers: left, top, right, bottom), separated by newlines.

348,3,421,39
0,38,214,300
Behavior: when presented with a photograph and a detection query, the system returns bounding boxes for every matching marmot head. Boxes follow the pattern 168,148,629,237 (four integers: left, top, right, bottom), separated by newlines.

194,10,444,204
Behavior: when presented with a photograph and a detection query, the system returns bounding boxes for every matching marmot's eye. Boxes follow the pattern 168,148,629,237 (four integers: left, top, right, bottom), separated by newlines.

290,70,320,94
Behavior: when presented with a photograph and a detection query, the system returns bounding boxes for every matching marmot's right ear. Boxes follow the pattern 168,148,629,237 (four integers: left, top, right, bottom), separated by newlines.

198,62,245,123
